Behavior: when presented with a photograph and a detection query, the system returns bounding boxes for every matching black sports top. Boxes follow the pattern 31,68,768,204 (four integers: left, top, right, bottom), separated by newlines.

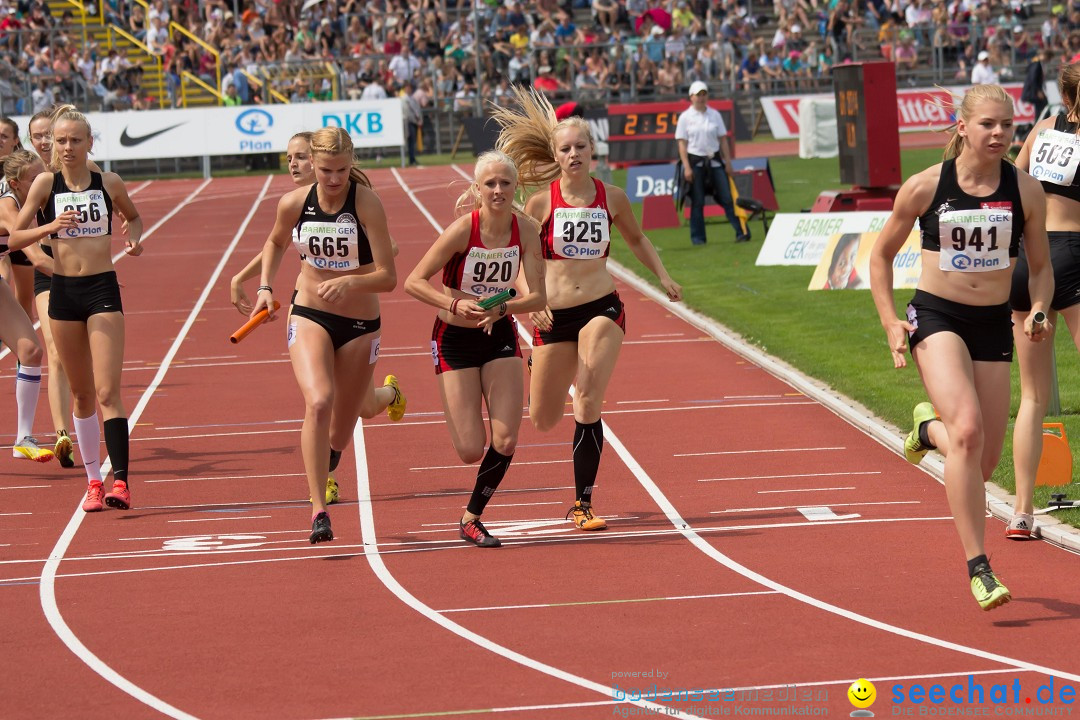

292,181,373,270
1026,113,1080,203
918,158,1023,272
41,171,113,240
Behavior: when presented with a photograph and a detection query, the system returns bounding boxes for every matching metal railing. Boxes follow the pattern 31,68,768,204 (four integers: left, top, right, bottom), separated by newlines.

179,70,221,106
106,23,165,108
169,21,221,104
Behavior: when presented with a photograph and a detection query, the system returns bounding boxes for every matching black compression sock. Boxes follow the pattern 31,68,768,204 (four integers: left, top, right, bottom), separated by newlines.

967,554,989,578
573,419,603,504
918,420,937,450
466,446,514,516
329,448,342,473
103,417,130,484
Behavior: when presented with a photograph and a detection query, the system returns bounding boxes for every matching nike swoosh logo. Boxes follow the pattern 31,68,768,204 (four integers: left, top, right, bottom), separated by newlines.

119,123,186,147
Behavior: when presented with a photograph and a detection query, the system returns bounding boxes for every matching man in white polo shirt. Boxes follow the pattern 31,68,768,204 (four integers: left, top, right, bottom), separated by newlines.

675,80,750,245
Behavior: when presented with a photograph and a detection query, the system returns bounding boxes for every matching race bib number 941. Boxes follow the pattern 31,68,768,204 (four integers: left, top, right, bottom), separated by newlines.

937,209,1012,272
552,207,610,259
1029,129,1080,186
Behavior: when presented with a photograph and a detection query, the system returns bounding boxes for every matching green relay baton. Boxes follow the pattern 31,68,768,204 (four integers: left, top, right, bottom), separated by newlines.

476,288,517,310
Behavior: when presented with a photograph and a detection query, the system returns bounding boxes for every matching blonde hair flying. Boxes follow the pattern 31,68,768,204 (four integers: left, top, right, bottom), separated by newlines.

490,86,595,189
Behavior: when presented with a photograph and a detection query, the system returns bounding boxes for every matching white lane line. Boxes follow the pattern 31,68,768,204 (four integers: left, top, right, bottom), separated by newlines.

409,459,570,471
385,166,701,719
155,419,300,431
487,501,564,508
640,332,685,338
119,529,306,542
0,515,963,576
167,516,273,524
714,501,921,514
606,261,1080,683
0,178,207,363
0,512,32,516
699,471,880,482
39,174,274,720
146,472,305,484
438,590,780,613
757,486,856,494
355,421,696,719
0,485,50,490
615,399,670,404
676,446,845,457
413,485,574,498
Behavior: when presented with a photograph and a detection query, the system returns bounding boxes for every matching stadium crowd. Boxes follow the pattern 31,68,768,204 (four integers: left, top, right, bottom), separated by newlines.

0,0,1070,118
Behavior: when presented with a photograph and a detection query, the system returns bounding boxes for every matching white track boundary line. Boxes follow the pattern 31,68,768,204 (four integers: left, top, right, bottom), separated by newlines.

600,264,1080,681
376,167,702,719
447,162,1080,680
0,178,201,362
354,422,699,719
38,174,274,720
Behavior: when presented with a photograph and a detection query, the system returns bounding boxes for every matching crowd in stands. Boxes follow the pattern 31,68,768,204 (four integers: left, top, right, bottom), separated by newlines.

0,0,1072,119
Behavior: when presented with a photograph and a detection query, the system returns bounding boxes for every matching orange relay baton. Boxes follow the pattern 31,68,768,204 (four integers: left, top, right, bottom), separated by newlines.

230,301,281,344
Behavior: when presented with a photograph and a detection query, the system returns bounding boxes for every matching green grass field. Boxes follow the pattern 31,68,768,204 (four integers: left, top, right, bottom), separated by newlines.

607,147,1080,527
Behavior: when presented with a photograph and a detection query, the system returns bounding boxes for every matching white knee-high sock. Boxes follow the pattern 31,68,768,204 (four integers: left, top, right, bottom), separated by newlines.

73,413,102,485
15,365,41,443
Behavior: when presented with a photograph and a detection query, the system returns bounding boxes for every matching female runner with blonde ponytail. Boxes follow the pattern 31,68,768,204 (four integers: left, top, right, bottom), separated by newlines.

492,88,682,532
404,151,546,548
251,126,403,544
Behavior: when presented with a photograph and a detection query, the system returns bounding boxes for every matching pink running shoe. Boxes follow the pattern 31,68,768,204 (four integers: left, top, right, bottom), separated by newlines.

104,480,131,510
83,483,105,513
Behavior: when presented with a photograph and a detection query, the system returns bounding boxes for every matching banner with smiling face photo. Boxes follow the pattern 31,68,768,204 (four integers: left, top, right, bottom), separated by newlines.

808,230,922,290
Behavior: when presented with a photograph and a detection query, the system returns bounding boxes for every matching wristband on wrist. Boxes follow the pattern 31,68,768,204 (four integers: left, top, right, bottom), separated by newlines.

498,302,507,317
450,298,459,316
257,285,272,294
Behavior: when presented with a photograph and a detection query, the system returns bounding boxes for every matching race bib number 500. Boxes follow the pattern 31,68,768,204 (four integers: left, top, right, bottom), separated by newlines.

1029,129,1080,186
552,207,610,259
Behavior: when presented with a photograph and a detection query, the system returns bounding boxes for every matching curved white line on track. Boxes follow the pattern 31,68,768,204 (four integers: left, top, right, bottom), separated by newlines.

38,175,275,719
603,266,1080,682
406,165,1080,685
353,422,699,719
380,166,707,718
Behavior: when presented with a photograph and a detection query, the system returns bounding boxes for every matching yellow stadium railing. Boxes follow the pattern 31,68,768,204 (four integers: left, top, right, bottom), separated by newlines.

105,24,165,109
169,22,222,104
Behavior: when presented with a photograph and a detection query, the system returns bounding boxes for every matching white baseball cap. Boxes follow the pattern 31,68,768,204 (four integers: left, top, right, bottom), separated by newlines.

688,80,708,96
978,50,989,61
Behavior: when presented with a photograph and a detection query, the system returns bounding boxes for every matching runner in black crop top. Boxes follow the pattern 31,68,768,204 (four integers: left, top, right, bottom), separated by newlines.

1023,113,1080,202
39,171,114,239
1008,92,1080,541
870,84,1052,612
918,157,1023,258
293,180,373,268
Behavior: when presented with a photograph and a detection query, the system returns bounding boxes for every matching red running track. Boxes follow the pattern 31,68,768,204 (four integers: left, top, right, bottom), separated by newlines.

1,168,1079,720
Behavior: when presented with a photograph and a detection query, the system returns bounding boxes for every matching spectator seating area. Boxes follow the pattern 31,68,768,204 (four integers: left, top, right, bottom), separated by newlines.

0,0,1064,142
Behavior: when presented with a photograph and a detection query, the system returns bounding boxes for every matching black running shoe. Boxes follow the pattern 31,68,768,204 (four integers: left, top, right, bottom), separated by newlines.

459,518,501,547
309,512,334,544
